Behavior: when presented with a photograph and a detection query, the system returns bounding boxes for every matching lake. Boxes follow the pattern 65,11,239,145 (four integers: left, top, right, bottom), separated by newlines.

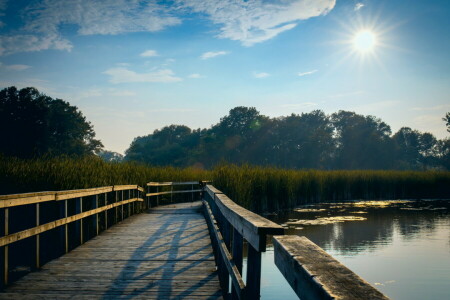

245,199,450,299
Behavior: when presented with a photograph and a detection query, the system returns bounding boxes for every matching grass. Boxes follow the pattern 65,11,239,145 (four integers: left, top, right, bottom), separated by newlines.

1,156,449,212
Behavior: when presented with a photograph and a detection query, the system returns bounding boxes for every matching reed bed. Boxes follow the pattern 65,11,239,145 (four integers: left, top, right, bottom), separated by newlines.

211,165,450,212
1,157,449,213
0,155,210,194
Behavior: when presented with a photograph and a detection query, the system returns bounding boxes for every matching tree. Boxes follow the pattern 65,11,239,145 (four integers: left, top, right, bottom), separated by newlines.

97,150,124,162
331,111,394,169
0,86,103,157
444,112,450,133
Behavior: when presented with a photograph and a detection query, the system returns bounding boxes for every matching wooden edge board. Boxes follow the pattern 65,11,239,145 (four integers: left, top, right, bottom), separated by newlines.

137,186,145,192
214,192,284,251
146,181,200,186
0,193,56,209
1,186,144,207
0,197,143,247
203,200,246,298
55,187,113,200
146,189,203,197
273,235,390,300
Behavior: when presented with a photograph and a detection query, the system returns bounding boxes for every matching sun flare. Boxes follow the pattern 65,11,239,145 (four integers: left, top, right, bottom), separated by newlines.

353,30,376,52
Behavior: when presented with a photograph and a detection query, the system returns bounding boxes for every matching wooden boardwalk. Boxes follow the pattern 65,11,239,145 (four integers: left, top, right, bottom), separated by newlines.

0,202,222,299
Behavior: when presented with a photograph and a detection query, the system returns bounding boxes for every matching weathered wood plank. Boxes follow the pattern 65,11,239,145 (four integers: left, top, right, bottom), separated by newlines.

146,189,202,197
1,202,222,299
0,198,143,247
273,235,390,300
147,181,200,186
213,192,284,251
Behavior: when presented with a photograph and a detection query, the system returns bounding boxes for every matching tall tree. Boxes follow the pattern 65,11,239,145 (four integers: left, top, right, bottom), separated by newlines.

0,86,102,157
444,112,450,133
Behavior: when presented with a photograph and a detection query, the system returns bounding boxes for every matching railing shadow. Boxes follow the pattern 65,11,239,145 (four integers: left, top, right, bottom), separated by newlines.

102,208,220,299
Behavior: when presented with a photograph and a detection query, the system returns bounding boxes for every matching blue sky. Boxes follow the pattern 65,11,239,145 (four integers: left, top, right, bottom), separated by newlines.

1,0,449,154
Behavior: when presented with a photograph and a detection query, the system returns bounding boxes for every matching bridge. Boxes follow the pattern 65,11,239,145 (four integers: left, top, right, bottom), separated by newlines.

0,181,389,299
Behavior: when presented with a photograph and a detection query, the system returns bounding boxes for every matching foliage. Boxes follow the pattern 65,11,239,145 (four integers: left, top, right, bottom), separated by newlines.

1,157,449,214
444,112,450,133
125,107,450,170
97,150,124,162
0,86,102,158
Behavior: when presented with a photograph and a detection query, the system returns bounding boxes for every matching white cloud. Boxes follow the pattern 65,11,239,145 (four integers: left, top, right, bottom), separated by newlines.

140,49,159,57
177,0,336,46
5,64,31,71
0,0,181,55
354,3,365,11
0,33,72,55
188,73,203,79
103,67,182,84
200,51,229,60
253,72,270,78
298,69,318,76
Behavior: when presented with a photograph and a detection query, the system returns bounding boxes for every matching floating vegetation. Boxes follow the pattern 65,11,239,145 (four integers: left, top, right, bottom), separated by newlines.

286,216,367,226
351,200,411,208
294,208,327,213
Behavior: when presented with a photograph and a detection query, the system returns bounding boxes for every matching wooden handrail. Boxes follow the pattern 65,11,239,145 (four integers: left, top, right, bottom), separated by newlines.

202,184,284,299
205,185,284,252
1,185,145,287
273,236,390,300
146,181,200,186
0,185,144,208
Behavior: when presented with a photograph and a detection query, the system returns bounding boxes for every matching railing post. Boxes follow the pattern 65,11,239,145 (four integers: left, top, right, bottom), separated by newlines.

115,190,119,224
104,192,108,230
232,228,243,274
75,197,83,245
156,186,159,207
121,190,124,221
0,208,8,288
34,203,40,269
170,185,173,203
128,190,131,218
191,184,194,202
246,243,262,299
94,194,99,236
64,200,68,253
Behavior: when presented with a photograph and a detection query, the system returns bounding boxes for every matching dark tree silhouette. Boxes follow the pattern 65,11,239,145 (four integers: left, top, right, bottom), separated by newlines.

0,86,102,157
444,112,450,132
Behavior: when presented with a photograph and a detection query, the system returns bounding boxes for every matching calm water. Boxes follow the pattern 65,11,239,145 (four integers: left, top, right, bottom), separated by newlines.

252,199,450,300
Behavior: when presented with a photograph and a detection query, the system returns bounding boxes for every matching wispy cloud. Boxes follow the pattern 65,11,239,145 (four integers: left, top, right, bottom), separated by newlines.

354,3,365,11
177,0,336,46
103,67,182,84
6,64,31,71
0,62,31,71
200,51,229,60
188,73,203,79
411,104,450,111
140,49,159,57
253,72,270,79
298,69,318,76
0,1,181,55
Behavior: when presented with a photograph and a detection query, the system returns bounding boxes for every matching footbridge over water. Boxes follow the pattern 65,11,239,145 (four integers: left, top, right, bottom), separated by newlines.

0,182,389,299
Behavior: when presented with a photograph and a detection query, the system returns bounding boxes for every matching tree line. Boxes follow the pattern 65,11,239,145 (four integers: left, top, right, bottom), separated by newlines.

126,106,450,170
1,86,449,170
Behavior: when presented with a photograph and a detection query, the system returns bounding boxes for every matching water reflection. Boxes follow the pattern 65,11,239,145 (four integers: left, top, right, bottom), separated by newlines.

260,199,450,300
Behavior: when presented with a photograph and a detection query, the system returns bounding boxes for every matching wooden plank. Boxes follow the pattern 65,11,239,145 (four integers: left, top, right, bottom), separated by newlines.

213,192,284,252
1,202,222,299
56,187,113,201
203,200,245,299
0,193,55,208
273,236,390,300
204,185,223,200
146,189,203,197
0,198,143,247
146,181,200,186
113,185,140,192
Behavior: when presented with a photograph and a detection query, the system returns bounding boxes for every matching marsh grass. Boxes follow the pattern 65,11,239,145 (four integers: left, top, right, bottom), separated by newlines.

1,157,449,212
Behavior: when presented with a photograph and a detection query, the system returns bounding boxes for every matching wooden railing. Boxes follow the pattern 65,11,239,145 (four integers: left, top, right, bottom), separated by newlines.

145,181,203,207
203,184,284,299
0,185,144,288
273,236,390,300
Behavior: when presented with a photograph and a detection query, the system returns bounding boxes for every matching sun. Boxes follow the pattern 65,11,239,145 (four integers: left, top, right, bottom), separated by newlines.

353,30,376,52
